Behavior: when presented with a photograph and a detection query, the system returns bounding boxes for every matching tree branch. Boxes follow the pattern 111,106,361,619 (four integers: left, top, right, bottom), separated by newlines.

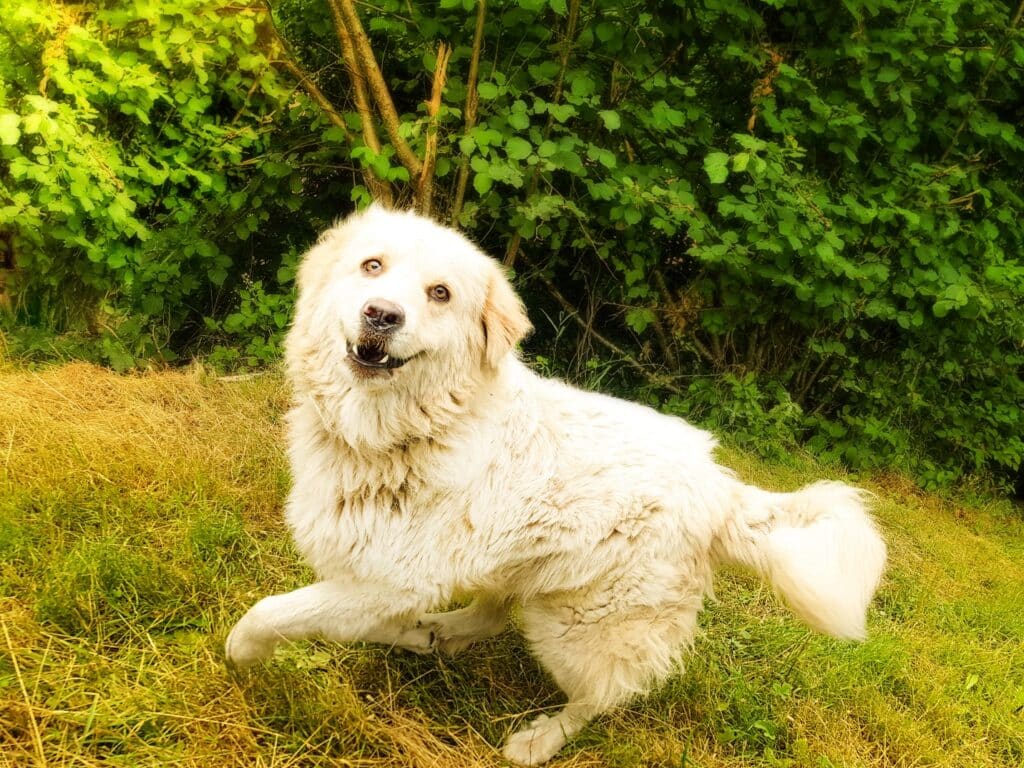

538,274,686,397
688,335,717,366
272,57,351,140
328,0,380,154
416,42,452,217
940,0,1024,163
450,0,487,225
327,0,393,204
257,13,354,142
336,0,424,178
651,267,680,370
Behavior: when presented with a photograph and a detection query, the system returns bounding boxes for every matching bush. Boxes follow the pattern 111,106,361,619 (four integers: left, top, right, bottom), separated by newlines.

2,0,1022,489
0,0,316,366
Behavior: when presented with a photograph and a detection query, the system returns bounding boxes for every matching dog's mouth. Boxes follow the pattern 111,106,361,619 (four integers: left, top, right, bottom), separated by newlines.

346,340,415,371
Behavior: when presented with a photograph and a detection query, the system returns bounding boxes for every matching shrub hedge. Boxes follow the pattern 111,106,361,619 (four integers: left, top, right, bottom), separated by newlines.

1,0,1022,488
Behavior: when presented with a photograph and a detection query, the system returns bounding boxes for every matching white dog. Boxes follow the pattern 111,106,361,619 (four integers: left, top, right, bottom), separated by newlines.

225,206,887,765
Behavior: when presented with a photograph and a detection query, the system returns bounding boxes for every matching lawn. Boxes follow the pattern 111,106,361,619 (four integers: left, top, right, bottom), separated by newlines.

1,363,1022,767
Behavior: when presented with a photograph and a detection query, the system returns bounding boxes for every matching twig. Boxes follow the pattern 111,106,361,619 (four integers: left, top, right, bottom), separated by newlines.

688,334,716,366
256,10,353,139
940,0,1024,163
416,42,452,217
611,40,686,107
229,74,265,125
538,275,686,396
272,57,351,140
945,189,980,207
216,372,270,382
450,0,488,225
651,267,680,370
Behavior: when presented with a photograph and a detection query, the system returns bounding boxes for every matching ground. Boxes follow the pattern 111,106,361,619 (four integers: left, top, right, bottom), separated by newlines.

1,363,1022,767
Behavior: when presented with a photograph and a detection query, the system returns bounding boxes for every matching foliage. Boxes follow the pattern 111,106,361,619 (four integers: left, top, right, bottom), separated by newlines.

2,0,1023,488
0,0,321,366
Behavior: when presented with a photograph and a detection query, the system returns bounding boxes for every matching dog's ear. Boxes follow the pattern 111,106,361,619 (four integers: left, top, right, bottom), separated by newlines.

483,264,532,369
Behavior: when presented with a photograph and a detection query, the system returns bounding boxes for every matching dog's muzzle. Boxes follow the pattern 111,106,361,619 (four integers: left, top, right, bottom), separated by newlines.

346,298,416,371
346,339,413,370
362,299,404,333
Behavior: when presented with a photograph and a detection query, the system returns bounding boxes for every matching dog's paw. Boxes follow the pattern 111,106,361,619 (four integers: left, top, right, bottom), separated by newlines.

433,630,477,656
394,620,477,656
415,620,480,656
224,615,279,671
391,624,436,655
501,715,567,766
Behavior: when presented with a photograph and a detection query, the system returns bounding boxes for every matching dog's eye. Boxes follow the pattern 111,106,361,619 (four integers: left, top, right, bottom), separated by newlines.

361,258,383,275
428,284,450,303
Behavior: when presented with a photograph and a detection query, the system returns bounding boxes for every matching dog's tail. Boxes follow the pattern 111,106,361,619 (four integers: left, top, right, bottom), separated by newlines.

714,480,886,640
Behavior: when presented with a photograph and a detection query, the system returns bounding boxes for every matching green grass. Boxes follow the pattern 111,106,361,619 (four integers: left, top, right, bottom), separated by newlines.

1,363,1022,767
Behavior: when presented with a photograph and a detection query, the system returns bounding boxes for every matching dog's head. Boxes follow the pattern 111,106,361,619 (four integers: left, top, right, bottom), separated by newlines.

286,206,531,417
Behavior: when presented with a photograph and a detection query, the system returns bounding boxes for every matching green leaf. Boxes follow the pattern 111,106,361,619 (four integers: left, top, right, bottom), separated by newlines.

595,22,617,43
877,66,899,83
262,161,292,178
548,103,575,122
505,137,532,160
508,111,530,130
141,295,164,315
473,172,493,195
0,114,20,145
587,145,617,169
815,242,835,261
598,110,621,131
625,307,655,333
704,152,730,184
323,126,349,143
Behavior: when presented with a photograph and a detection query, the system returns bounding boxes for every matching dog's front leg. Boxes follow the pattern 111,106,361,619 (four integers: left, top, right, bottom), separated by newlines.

225,581,426,669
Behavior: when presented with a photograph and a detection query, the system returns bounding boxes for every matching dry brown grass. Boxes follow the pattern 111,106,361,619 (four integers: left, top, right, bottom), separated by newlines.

1,363,1022,767
0,362,289,516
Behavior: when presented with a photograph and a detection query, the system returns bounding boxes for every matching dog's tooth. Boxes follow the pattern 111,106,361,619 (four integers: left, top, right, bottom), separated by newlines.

380,355,390,363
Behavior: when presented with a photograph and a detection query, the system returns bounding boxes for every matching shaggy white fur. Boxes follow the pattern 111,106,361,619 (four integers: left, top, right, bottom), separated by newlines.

225,206,888,766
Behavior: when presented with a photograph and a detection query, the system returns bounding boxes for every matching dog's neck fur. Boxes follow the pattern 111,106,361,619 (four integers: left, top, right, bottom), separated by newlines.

289,342,502,457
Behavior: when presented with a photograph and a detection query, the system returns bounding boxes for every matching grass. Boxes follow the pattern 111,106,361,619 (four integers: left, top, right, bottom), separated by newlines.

1,361,1022,767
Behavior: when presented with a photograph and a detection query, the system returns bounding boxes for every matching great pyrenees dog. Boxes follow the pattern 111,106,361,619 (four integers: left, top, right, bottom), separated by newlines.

225,206,887,765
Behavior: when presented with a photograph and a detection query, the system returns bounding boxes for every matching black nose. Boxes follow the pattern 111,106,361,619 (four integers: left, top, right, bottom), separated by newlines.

361,299,405,332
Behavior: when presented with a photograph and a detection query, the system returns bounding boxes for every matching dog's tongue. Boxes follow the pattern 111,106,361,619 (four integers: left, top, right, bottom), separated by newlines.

357,343,387,363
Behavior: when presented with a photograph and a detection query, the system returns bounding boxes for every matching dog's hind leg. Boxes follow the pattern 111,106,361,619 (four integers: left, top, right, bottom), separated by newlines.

418,596,510,655
501,700,602,767
504,587,702,766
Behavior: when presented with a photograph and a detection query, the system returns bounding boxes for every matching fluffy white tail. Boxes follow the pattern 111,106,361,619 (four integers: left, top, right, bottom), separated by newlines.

715,481,887,640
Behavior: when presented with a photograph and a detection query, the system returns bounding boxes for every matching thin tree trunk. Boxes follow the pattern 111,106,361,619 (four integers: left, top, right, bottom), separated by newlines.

450,0,487,226
327,0,393,204
335,0,423,178
416,42,452,217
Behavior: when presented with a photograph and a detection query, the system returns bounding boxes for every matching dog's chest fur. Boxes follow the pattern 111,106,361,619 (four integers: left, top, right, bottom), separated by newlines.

283,395,532,594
